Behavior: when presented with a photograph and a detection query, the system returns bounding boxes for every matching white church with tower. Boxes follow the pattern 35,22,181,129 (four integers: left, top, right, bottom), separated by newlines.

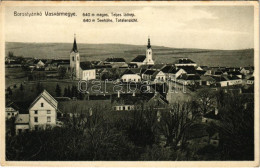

130,37,155,68
70,34,96,80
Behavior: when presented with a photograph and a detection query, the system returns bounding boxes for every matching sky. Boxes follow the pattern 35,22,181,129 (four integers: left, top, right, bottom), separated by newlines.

5,5,254,50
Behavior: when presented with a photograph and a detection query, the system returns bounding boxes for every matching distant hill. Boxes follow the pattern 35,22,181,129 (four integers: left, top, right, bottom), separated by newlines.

5,42,254,67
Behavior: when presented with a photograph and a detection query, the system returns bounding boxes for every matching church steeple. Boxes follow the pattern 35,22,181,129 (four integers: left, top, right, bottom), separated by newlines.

72,34,78,53
147,36,151,49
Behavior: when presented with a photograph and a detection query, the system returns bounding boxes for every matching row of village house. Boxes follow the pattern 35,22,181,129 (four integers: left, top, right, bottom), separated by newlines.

6,55,255,87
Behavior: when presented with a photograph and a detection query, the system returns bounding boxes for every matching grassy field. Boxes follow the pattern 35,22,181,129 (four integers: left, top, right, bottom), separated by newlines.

5,68,28,88
6,42,254,67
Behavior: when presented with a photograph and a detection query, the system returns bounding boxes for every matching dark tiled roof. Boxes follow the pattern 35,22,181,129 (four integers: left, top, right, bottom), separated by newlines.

179,66,197,74
51,60,70,64
121,69,136,76
177,74,200,80
143,69,157,75
161,65,173,73
211,76,227,82
105,58,126,62
176,58,195,64
150,64,166,70
196,70,206,75
227,75,240,80
6,101,20,111
227,71,242,75
111,93,154,105
131,55,146,62
139,65,153,69
80,61,94,70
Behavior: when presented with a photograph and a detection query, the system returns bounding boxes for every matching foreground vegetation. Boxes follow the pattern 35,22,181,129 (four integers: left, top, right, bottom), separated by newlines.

6,90,254,161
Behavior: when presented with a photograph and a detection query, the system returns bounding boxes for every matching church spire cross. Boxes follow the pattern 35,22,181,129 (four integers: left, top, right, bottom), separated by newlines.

72,34,78,53
147,36,151,49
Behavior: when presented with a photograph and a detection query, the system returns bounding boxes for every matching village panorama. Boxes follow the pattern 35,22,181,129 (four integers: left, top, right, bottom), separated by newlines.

5,35,254,161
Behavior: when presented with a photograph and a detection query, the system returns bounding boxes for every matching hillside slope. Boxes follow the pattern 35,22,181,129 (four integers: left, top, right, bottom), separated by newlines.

6,42,254,67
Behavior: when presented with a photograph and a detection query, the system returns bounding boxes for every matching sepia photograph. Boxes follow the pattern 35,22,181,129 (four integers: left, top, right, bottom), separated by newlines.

0,1,259,167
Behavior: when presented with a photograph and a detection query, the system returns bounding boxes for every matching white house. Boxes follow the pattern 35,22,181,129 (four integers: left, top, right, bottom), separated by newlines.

5,101,19,120
240,67,253,75
153,71,166,82
15,114,30,135
28,90,58,131
121,69,141,82
247,76,254,85
35,60,46,69
212,76,242,87
79,62,96,81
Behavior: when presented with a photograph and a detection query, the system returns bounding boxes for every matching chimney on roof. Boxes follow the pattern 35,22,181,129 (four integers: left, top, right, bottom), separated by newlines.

132,91,136,97
117,91,120,98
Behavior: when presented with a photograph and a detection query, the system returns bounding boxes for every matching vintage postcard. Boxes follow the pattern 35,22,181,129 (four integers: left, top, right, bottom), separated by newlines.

0,1,259,167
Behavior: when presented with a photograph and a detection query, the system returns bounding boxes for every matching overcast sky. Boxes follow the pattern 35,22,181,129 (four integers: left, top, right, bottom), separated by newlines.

5,5,254,50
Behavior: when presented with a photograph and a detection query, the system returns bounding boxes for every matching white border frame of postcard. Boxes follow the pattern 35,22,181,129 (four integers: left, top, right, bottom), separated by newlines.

0,1,259,167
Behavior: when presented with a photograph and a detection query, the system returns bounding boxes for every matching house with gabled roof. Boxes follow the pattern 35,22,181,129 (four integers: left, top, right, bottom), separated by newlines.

120,69,141,83
14,90,58,134
15,114,30,135
111,92,168,111
6,101,19,120
104,58,128,68
176,74,201,85
247,76,254,85
212,75,242,87
29,90,58,131
142,69,166,82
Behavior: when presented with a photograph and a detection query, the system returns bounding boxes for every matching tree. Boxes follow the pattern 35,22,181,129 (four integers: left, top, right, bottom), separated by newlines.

7,87,12,96
58,67,67,79
217,92,254,160
36,82,43,94
196,88,216,115
8,51,14,58
63,87,68,97
19,84,24,91
158,102,196,149
55,84,61,97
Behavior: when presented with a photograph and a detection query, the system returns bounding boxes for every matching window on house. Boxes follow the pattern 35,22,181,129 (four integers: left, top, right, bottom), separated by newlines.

72,57,74,61
34,117,38,123
128,106,130,110
41,103,44,107
34,110,38,114
12,113,14,116
8,113,10,116
123,107,125,110
47,110,51,114
134,79,136,81
47,116,51,122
